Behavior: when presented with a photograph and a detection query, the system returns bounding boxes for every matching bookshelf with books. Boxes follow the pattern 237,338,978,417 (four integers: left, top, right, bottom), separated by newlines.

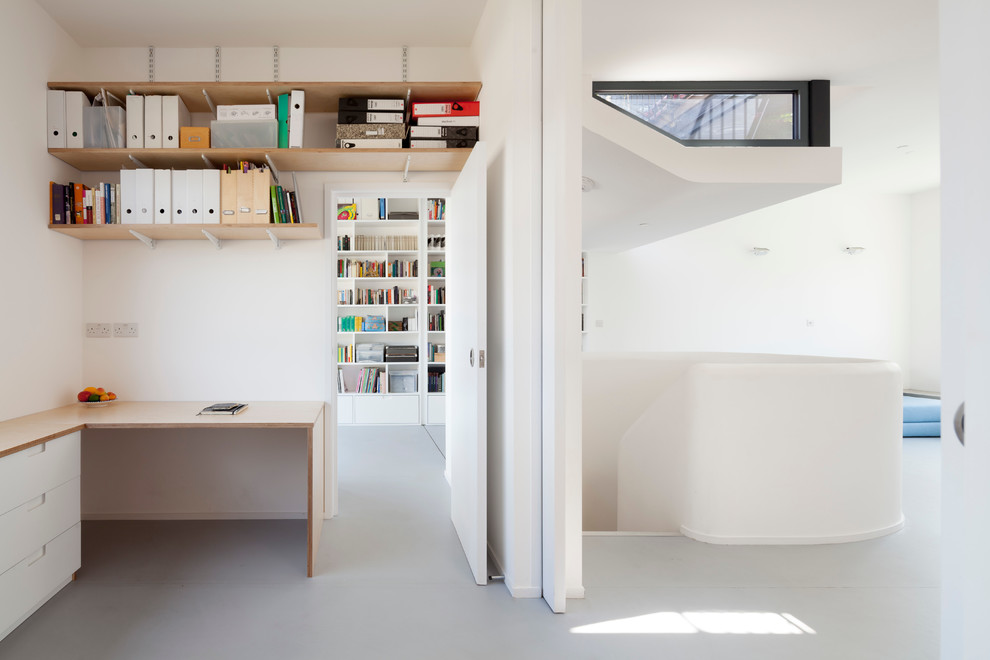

332,193,448,425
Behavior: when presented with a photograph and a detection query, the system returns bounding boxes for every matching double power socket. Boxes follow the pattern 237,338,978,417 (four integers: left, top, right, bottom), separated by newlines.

85,323,139,339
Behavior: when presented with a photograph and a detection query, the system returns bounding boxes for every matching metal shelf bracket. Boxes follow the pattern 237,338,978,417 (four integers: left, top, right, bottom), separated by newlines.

402,155,412,183
202,229,222,250
266,229,283,250
129,230,156,250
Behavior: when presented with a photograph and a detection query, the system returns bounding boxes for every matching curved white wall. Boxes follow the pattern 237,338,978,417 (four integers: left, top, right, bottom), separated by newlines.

587,353,904,544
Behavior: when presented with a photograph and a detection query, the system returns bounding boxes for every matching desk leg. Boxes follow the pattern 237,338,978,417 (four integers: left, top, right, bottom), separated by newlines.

307,407,326,577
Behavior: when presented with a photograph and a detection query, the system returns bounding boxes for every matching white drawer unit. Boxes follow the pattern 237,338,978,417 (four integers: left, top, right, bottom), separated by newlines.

353,395,419,424
0,432,81,516
0,431,81,644
0,477,80,575
0,523,81,640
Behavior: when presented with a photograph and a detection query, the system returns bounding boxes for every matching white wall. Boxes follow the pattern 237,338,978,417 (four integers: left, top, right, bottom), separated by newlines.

909,187,941,392
68,47,469,516
470,0,543,598
0,0,85,421
584,186,914,375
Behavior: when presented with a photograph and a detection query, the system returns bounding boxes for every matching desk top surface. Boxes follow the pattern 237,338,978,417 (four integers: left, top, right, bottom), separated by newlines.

0,401,325,458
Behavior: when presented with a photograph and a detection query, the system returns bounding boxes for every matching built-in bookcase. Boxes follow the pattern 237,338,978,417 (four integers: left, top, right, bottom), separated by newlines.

330,191,448,425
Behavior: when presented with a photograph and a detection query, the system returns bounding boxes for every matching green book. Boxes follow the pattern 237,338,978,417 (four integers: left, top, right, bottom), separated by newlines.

275,185,287,224
270,186,280,223
277,93,289,148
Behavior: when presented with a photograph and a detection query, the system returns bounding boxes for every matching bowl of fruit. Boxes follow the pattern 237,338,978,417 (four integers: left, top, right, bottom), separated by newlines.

77,387,117,407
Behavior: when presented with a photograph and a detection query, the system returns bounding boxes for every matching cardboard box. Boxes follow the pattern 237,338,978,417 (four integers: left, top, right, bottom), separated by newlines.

180,126,210,149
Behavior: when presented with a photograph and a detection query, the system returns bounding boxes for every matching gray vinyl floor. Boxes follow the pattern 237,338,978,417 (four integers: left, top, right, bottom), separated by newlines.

0,428,940,660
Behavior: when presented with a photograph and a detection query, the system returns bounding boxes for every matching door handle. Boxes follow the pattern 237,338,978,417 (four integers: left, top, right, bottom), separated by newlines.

469,349,474,367
954,402,965,447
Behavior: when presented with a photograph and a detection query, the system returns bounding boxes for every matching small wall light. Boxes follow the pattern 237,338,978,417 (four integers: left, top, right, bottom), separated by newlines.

844,246,865,255
581,176,597,192
751,247,770,256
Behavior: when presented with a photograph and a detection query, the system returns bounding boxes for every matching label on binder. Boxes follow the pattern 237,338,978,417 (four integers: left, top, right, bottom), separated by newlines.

411,101,480,118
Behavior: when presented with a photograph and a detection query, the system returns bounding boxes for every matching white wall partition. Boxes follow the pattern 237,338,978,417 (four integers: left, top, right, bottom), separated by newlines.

584,186,914,380
470,0,543,598
585,352,903,544
0,0,85,421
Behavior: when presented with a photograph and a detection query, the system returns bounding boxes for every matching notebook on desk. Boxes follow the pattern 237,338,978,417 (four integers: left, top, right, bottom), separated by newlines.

198,403,248,415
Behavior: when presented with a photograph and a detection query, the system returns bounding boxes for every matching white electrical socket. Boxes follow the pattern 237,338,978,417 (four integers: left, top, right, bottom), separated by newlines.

113,323,139,338
85,323,112,338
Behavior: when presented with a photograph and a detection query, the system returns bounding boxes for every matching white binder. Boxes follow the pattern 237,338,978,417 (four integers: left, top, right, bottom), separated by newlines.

120,170,136,222
288,90,305,148
65,91,87,149
153,170,171,224
185,170,204,222
202,170,221,224
47,90,66,148
126,95,144,148
161,96,190,148
171,170,187,223
144,95,162,149
134,169,155,224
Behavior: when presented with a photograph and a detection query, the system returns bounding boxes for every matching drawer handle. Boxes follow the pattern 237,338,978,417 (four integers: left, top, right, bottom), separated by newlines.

24,442,47,457
27,546,46,567
26,494,46,512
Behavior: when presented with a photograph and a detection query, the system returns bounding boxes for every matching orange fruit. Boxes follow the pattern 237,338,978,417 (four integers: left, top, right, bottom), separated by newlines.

99,394,109,401
84,386,98,394
96,388,106,395
108,392,117,400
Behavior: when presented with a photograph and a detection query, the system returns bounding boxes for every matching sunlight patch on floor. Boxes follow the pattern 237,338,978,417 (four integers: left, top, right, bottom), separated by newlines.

571,611,817,635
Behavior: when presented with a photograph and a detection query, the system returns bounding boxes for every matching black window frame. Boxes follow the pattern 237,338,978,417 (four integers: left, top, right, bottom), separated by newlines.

592,80,830,147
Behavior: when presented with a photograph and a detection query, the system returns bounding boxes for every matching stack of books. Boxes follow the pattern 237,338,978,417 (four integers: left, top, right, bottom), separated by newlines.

49,181,121,225
335,98,406,149
409,102,480,148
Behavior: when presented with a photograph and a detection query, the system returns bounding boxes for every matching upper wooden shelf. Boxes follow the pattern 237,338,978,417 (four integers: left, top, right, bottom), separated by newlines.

47,147,472,173
47,81,482,113
47,81,482,172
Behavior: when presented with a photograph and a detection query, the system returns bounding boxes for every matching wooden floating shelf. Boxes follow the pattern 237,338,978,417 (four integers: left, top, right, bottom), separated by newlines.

48,148,473,173
48,223,322,241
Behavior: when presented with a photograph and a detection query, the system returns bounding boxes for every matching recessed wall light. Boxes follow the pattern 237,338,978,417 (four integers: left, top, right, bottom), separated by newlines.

581,176,596,192
639,222,649,227
752,247,770,256
844,246,865,255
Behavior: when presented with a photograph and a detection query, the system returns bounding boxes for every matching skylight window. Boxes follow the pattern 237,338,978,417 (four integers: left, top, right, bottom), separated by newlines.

593,81,829,147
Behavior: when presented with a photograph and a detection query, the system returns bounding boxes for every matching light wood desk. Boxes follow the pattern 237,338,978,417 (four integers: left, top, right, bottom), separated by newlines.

0,401,326,577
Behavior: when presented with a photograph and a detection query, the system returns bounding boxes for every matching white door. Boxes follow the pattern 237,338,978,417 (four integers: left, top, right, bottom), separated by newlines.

447,144,488,585
940,1,990,656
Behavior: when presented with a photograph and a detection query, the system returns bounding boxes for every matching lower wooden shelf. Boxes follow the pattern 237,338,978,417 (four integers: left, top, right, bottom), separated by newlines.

48,223,322,241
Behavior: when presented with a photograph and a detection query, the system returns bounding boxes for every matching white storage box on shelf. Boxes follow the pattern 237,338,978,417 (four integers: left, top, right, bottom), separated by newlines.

210,119,277,148
83,106,125,148
356,343,385,363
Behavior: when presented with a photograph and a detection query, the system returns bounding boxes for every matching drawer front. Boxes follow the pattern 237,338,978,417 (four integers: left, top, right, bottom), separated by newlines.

337,395,354,424
0,523,81,639
0,432,81,516
354,395,419,424
427,395,446,425
0,478,81,575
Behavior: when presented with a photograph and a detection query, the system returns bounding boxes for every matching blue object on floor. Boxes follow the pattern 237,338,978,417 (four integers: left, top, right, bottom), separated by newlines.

903,395,940,436
904,421,941,437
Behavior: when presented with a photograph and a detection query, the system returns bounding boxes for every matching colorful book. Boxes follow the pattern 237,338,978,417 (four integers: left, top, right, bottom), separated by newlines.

277,93,289,148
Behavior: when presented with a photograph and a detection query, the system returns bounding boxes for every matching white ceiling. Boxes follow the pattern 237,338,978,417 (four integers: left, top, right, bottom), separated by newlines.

582,0,940,250
33,0,489,48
